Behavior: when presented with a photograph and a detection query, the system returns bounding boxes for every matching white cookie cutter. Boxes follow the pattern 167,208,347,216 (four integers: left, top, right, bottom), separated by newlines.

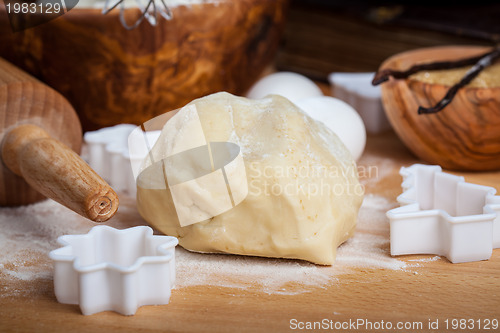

328,72,391,134
84,125,161,197
387,164,500,263
49,226,178,315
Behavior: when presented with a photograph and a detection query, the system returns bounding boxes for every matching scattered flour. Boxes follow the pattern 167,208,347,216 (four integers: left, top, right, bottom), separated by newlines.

407,256,442,264
174,193,406,294
408,256,441,262
357,151,397,188
0,192,408,297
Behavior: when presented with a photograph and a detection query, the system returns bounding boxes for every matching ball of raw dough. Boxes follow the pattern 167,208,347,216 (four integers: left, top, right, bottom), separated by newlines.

246,72,323,103
296,96,366,161
136,92,364,265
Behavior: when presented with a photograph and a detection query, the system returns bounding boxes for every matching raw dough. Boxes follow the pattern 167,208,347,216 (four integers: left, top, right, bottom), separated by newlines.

136,92,364,265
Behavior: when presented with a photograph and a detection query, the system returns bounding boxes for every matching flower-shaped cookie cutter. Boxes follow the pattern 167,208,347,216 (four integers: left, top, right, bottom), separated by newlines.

49,226,178,315
387,164,500,263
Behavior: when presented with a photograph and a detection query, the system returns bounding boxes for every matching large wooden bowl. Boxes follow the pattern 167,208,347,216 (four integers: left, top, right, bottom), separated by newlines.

0,0,287,131
379,46,500,171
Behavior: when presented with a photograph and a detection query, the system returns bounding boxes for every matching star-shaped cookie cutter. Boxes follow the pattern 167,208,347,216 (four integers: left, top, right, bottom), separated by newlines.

84,124,161,197
49,226,178,315
328,72,391,134
387,164,500,263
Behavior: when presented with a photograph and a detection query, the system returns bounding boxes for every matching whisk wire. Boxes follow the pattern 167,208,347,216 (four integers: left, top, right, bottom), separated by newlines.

102,0,173,30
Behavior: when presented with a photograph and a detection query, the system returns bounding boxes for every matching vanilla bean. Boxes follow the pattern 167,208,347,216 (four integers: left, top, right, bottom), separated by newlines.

371,47,498,86
418,47,500,114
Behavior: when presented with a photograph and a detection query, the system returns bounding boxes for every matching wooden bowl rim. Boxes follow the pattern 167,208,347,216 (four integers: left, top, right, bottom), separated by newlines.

380,45,500,91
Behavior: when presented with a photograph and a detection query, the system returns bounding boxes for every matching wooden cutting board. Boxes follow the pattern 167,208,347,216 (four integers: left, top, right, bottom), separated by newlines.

0,129,499,333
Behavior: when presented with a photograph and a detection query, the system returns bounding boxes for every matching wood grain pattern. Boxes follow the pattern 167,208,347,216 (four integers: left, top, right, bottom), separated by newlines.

274,4,490,80
379,46,500,171
0,131,499,333
0,58,117,221
0,0,288,131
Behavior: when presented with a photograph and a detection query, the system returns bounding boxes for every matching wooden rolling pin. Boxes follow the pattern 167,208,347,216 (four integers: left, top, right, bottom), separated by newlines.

0,58,118,222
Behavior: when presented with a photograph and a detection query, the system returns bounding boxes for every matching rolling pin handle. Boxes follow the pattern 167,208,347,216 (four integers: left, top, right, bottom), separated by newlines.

1,124,118,222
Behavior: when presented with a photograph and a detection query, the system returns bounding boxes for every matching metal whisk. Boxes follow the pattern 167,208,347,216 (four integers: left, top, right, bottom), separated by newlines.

102,0,173,30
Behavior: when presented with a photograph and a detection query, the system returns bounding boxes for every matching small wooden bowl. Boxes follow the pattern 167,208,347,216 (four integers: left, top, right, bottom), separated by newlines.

379,46,500,171
0,0,287,131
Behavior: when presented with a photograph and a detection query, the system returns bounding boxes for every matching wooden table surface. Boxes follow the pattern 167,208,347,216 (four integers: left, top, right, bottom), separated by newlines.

1,2,499,330
0,128,499,333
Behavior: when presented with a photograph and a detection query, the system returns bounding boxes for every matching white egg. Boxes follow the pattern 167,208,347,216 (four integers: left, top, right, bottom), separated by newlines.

246,72,324,103
296,96,366,161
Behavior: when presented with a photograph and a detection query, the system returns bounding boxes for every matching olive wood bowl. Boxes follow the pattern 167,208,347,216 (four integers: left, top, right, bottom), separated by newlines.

0,0,288,131
379,45,500,171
